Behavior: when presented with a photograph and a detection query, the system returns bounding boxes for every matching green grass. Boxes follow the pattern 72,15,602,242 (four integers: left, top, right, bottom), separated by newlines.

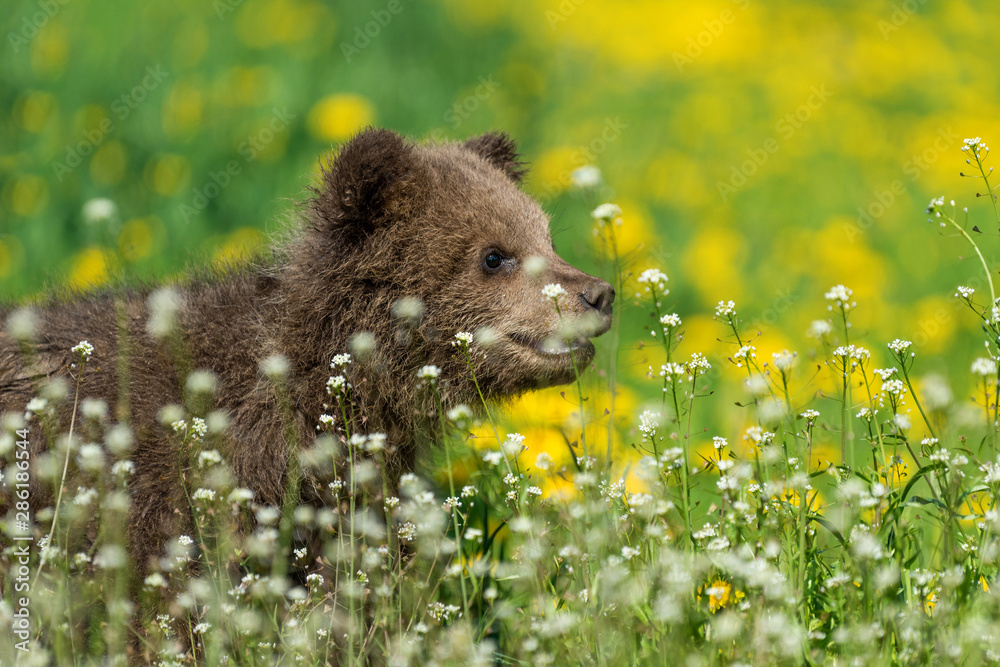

6,141,1000,664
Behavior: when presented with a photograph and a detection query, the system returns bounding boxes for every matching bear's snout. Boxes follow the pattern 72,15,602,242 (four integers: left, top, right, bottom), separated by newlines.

576,278,615,339
580,279,615,319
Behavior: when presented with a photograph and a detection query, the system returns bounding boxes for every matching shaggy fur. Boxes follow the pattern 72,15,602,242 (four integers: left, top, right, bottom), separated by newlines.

0,128,615,578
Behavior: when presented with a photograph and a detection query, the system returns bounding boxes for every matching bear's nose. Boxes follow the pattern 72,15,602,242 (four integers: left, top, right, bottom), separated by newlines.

580,280,615,317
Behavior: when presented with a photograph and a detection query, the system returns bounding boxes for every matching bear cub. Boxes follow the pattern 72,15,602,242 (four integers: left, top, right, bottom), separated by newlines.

0,128,615,575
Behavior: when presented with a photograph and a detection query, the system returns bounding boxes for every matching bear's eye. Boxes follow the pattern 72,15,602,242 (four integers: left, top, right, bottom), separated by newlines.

483,250,504,272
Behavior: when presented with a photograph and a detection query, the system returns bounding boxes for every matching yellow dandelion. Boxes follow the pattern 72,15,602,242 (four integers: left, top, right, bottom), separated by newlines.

308,94,374,143
67,247,110,291
701,579,745,613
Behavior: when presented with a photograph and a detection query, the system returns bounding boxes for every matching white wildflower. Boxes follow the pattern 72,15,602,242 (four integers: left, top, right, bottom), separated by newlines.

71,340,94,362
571,165,602,189
715,300,736,317
542,283,568,300
591,202,622,222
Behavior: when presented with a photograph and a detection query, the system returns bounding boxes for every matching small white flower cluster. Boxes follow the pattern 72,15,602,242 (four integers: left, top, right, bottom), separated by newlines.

887,339,913,355
659,362,687,378
259,354,289,379
571,165,602,189
801,409,820,422
417,365,440,380
824,284,854,311
961,137,987,156
192,488,216,502
688,353,711,375
660,313,681,327
638,410,661,441
732,345,756,367
502,432,526,455
451,331,473,348
849,525,885,561
955,285,975,300
482,450,503,466
832,344,871,363
881,379,906,396
715,300,736,317
872,367,897,380
972,357,998,377
981,457,1000,485
447,403,473,427
926,195,946,215
111,460,134,477
71,340,94,362
771,350,796,372
74,487,98,506
591,202,622,223
348,432,387,453
744,426,775,447
197,449,223,468
427,601,462,623
637,269,669,296
190,418,207,439
397,522,417,541
326,375,349,395
534,452,553,471
542,283,567,300
227,488,254,504
808,319,832,338
330,353,351,368
600,477,626,502
930,449,968,474
170,417,207,441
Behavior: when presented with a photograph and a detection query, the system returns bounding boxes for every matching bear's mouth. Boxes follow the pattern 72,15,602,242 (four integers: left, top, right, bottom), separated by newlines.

508,332,596,359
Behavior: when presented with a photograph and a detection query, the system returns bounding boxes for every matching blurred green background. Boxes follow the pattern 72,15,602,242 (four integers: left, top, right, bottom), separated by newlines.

3,0,1000,475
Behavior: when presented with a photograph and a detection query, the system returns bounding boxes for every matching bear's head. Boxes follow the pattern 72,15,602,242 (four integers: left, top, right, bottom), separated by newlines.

307,127,614,398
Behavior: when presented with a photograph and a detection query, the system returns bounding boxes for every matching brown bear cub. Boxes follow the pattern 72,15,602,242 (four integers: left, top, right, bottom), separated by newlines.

0,128,614,576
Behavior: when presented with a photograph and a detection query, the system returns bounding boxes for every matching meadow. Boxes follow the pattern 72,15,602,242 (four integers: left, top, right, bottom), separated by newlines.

5,0,1000,664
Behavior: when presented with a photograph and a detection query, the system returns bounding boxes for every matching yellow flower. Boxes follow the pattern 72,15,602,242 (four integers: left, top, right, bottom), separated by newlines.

118,218,159,263
308,94,375,142
923,590,938,616
4,175,49,217
67,247,110,291
700,579,744,613
90,141,127,185
212,227,264,270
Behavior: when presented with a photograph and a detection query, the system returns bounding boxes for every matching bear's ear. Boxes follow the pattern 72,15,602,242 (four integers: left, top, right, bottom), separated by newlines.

464,131,527,183
311,127,423,244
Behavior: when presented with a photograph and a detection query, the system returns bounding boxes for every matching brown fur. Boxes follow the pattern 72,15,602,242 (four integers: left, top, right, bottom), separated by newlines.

0,128,614,578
